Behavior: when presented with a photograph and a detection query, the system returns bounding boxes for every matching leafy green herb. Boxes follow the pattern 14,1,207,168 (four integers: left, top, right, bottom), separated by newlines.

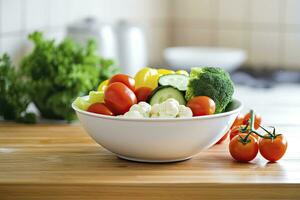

99,58,120,83
0,54,36,123
20,32,119,121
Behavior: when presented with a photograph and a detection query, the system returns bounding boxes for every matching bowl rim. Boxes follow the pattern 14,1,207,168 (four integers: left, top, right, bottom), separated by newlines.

72,97,243,122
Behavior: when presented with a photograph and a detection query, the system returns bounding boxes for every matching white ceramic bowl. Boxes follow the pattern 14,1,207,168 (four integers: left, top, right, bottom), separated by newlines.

72,98,243,163
164,46,247,72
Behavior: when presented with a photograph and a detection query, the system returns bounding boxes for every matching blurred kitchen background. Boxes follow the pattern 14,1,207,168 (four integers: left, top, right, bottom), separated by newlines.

1,0,300,70
0,0,300,124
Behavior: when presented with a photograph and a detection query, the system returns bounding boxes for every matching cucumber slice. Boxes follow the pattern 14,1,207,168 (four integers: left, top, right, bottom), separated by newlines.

148,86,186,105
158,74,188,91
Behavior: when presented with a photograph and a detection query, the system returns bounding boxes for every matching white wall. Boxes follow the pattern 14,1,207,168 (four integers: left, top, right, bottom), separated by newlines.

172,0,300,69
1,0,300,69
0,0,172,66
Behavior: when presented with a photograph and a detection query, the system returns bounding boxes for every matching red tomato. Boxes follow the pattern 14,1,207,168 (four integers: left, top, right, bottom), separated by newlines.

109,74,135,91
259,134,287,162
215,131,229,144
104,82,137,115
243,112,262,129
135,87,153,102
87,103,114,116
230,126,242,140
232,114,244,127
187,96,216,116
229,133,259,162
229,126,258,140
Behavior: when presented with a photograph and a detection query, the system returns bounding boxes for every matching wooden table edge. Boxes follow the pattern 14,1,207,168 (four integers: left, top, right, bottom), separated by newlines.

1,182,300,200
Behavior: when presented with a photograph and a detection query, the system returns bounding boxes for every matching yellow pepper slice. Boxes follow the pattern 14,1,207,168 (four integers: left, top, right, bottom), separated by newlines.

157,69,175,76
89,91,104,104
97,79,109,92
73,97,91,111
176,70,189,76
134,67,159,89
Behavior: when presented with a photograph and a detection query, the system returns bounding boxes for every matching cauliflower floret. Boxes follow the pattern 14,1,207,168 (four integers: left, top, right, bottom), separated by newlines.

129,102,151,117
150,113,160,118
158,112,176,118
165,98,180,107
178,105,193,118
129,104,141,112
159,100,179,117
150,103,161,118
138,102,151,115
150,103,160,115
123,110,144,118
123,98,192,119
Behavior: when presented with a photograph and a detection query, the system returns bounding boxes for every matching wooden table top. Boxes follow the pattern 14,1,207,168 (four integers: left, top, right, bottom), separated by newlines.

1,122,300,200
1,85,300,199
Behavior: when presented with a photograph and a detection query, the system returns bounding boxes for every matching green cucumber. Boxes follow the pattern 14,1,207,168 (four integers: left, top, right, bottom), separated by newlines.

148,86,186,105
158,74,188,91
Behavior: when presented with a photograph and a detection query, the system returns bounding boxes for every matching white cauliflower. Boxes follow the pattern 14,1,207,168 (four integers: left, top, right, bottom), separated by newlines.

150,113,160,118
159,99,179,117
123,98,192,119
150,103,160,115
129,101,151,117
138,102,151,115
178,105,193,118
165,98,180,107
123,110,144,118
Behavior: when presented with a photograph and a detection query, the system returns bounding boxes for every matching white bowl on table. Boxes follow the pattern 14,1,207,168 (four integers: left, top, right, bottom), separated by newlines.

164,46,247,72
72,98,243,163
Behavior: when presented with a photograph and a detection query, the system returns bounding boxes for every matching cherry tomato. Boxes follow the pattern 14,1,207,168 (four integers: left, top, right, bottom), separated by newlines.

259,134,287,162
187,96,216,116
215,131,229,144
232,114,244,127
87,103,114,116
229,125,258,140
243,112,262,129
229,133,259,162
109,74,135,91
104,82,137,115
230,126,242,140
135,87,152,102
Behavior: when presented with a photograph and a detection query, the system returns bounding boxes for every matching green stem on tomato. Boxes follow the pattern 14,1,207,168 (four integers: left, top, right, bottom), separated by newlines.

240,123,249,133
239,110,254,144
242,110,255,142
249,129,273,139
259,125,274,137
240,110,274,143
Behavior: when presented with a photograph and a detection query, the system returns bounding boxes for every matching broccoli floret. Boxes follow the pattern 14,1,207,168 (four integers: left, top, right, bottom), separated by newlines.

185,67,234,113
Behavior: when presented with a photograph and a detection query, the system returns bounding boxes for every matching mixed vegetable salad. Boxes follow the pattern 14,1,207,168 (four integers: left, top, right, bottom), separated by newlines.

73,66,288,163
74,66,234,118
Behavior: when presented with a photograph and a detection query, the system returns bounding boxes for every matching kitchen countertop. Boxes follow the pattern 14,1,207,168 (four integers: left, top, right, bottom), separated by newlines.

0,123,300,200
1,84,300,199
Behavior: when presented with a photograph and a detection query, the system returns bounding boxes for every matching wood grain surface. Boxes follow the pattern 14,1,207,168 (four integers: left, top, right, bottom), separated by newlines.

0,123,300,200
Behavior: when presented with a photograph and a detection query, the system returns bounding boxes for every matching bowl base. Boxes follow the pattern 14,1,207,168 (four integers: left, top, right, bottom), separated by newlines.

116,155,193,163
